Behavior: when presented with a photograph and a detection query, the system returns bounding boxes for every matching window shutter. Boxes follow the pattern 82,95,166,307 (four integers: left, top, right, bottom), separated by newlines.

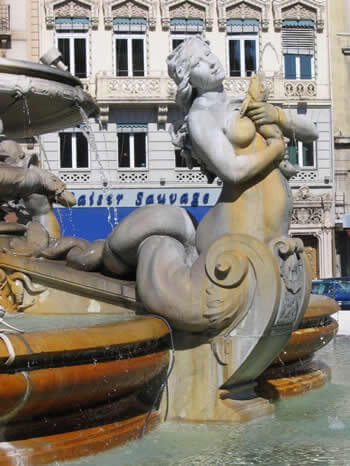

300,54,312,79
282,20,315,55
284,54,296,79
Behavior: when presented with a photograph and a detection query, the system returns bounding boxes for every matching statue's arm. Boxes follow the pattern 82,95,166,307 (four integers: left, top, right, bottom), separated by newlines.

188,110,284,184
276,107,318,143
247,102,318,143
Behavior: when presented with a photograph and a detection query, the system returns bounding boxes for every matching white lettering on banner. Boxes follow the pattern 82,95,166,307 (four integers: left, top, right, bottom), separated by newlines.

63,188,221,208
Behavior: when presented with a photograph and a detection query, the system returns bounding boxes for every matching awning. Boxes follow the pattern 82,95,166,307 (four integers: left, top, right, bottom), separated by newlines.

55,17,89,31
113,17,147,32
227,18,259,33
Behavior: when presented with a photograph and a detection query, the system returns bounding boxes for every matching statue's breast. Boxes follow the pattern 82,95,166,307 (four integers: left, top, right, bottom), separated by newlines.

228,114,256,150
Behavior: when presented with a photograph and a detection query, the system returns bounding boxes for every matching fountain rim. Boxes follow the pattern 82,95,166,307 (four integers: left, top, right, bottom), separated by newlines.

0,57,82,88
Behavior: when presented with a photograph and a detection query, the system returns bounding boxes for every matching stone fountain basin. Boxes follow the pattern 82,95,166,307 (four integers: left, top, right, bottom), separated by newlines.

0,57,99,138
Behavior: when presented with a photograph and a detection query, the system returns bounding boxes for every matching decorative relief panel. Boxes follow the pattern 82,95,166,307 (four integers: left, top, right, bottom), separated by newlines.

217,0,269,31
282,3,316,21
292,207,323,224
103,0,156,29
284,81,317,98
112,1,148,18
169,2,205,20
108,78,161,95
291,186,333,228
45,0,100,29
160,0,214,30
272,0,325,32
224,77,273,97
226,3,261,20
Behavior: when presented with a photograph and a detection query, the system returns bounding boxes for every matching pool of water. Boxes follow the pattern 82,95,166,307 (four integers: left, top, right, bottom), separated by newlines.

55,335,350,466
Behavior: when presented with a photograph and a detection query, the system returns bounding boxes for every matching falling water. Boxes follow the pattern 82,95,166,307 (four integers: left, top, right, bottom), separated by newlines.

97,116,119,227
79,107,115,232
34,135,74,237
22,96,31,140
35,136,52,171
79,107,108,187
22,98,69,236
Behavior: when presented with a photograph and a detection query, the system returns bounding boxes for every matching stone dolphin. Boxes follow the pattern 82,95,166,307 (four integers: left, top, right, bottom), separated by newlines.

0,165,76,208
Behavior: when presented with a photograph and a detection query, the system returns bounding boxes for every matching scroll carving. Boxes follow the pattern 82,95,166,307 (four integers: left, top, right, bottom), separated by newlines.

0,269,47,313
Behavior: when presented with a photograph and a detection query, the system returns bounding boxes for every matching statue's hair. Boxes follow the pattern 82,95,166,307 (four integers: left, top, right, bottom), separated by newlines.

167,35,216,183
167,34,209,113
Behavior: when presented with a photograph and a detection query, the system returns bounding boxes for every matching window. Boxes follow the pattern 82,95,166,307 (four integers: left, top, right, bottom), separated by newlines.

287,139,315,169
227,20,259,77
113,18,146,77
284,54,312,79
118,125,147,169
59,132,89,169
172,36,185,50
175,149,200,169
56,18,89,78
282,20,315,79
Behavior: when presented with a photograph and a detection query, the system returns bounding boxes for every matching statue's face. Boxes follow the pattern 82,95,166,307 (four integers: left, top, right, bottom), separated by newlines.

187,40,225,91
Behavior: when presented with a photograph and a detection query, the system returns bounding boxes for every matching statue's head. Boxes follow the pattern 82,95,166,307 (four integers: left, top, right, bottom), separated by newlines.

167,35,225,110
34,168,76,208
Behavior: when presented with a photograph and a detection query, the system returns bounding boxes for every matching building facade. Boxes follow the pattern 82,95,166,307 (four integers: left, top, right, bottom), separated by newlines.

329,0,350,277
38,0,334,278
0,0,40,61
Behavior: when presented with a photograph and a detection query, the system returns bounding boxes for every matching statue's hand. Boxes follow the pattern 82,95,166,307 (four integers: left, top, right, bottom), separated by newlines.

246,102,279,126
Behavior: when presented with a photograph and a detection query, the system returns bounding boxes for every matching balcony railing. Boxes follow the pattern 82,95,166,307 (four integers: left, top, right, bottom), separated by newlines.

96,74,175,103
0,6,10,33
95,75,327,103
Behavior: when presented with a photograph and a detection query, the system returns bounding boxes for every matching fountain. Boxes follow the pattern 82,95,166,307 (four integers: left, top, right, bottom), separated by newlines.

0,38,339,464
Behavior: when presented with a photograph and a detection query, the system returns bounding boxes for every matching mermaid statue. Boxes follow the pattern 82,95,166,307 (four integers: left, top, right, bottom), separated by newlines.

18,38,318,380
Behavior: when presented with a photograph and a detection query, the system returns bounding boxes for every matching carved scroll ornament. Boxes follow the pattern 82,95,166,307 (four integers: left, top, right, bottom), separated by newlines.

0,269,46,313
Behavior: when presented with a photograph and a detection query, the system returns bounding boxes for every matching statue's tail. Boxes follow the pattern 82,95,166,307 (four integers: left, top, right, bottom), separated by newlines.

136,233,310,388
102,205,197,275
